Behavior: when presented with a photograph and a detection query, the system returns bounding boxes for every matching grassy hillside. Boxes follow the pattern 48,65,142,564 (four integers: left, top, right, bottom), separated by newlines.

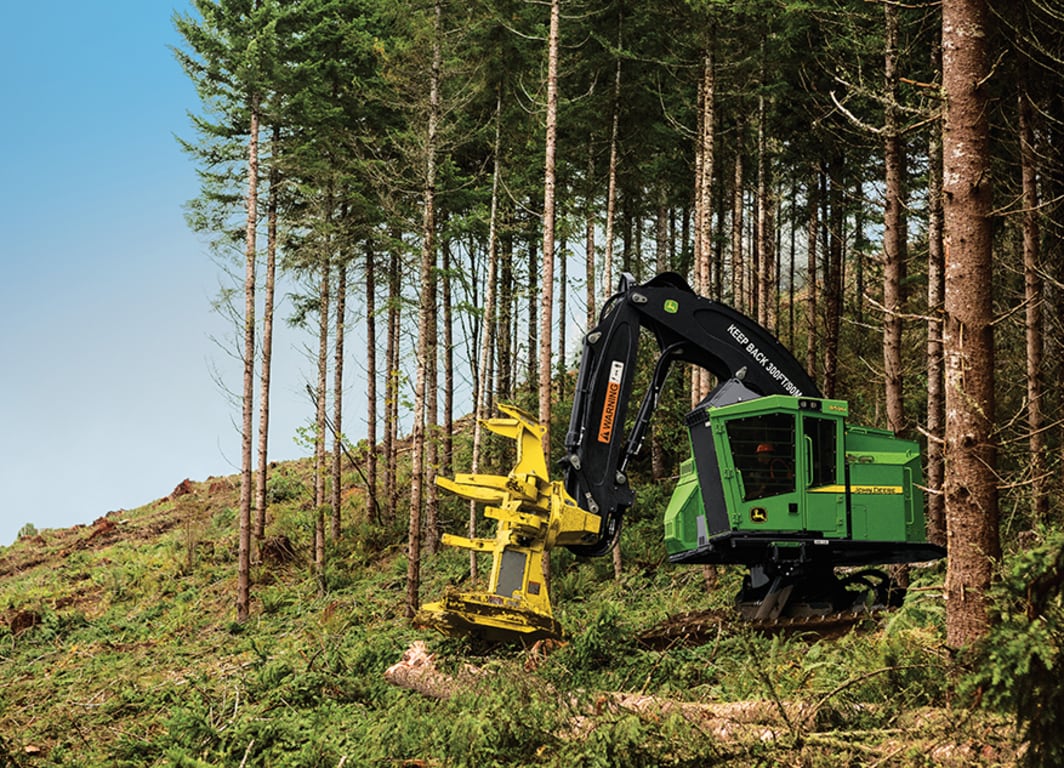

0,462,1019,767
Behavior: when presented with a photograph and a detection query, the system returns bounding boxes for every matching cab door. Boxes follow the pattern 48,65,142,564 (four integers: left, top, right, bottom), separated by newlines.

800,414,847,537
722,412,802,533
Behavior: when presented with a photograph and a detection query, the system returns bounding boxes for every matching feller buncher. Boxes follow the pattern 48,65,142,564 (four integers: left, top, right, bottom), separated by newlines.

419,272,945,642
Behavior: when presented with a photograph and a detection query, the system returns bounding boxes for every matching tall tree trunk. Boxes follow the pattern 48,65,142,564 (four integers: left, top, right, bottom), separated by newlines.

366,243,379,525
926,106,947,547
498,222,514,402
384,245,400,524
822,155,844,398
697,50,714,298
237,97,259,624
470,92,505,582
1019,87,1047,523
603,28,622,304
314,255,331,590
540,0,560,451
694,47,717,590
787,182,797,350
713,178,726,300
254,126,278,543
882,2,910,591
585,139,597,326
407,0,443,616
539,0,561,590
883,1,906,436
442,238,454,479
854,199,866,330
527,230,539,394
773,186,783,328
942,0,1000,647
558,238,568,402
426,253,440,555
650,193,669,480
655,188,669,275
731,138,744,311
693,48,715,406
805,170,819,381
331,259,347,540
756,79,774,330
623,188,636,276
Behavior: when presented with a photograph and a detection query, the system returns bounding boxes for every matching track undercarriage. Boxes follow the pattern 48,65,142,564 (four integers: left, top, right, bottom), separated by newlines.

734,563,904,622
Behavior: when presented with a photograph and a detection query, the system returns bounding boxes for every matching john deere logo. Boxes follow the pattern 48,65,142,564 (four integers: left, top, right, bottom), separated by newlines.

750,507,767,523
664,299,679,313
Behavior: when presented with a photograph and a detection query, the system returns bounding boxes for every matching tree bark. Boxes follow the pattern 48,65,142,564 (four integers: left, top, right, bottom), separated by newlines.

469,92,504,582
1019,87,1047,523
755,76,774,331
713,175,726,300
787,181,797,350
314,255,331,589
805,170,819,382
237,97,259,624
651,193,670,481
585,140,597,327
331,259,347,540
692,49,714,406
539,0,560,455
426,249,440,555
538,0,561,592
941,0,1000,647
384,244,400,525
442,237,455,480
407,0,444,616
883,1,907,436
925,110,946,548
527,228,538,395
365,242,379,525
497,221,514,403
822,155,844,399
558,238,568,403
731,138,744,311
254,125,278,543
602,28,622,305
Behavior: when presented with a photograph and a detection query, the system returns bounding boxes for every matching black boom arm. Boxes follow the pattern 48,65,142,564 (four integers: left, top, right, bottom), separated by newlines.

561,272,822,557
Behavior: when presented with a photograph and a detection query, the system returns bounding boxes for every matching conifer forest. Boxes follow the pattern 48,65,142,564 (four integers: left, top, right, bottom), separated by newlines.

2,0,1061,765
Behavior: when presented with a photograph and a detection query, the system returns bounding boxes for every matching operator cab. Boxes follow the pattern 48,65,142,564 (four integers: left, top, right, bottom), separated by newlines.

664,393,937,569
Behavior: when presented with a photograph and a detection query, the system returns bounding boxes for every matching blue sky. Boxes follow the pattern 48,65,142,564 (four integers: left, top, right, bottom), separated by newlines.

0,2,320,545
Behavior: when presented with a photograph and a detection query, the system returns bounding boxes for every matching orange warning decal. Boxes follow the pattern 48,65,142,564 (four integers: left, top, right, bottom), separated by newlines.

597,361,625,443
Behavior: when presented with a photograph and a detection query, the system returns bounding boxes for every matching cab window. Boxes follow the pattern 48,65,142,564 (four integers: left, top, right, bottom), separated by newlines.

725,413,796,501
804,416,838,488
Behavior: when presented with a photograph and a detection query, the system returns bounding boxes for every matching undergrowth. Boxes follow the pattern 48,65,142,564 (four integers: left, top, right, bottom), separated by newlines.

972,531,1064,768
0,470,1020,767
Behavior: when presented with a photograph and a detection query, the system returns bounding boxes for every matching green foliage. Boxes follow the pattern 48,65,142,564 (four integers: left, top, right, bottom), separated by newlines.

17,522,38,539
265,470,307,504
972,533,1064,767
0,449,1016,767
565,599,632,671
212,505,236,529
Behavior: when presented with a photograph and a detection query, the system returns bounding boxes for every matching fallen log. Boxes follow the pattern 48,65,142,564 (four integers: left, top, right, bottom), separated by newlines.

383,643,1017,763
384,641,812,742
384,641,470,699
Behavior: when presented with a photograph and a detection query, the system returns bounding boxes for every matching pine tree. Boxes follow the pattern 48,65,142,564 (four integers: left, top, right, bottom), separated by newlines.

941,0,1000,647
174,0,280,622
